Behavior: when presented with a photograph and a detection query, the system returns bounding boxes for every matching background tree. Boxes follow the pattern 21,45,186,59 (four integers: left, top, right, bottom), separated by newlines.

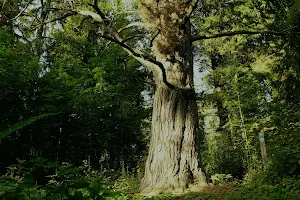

195,0,300,182
0,8,148,176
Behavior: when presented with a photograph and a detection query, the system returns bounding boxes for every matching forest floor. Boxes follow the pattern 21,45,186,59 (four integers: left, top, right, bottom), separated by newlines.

127,183,300,200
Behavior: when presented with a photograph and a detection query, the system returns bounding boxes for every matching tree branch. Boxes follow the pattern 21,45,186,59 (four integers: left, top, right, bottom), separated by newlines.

100,34,174,89
117,22,146,33
150,28,161,47
192,30,288,41
12,22,33,50
123,60,155,87
32,11,78,30
28,1,174,89
9,1,31,20
136,78,156,87
87,0,108,23
86,0,174,88
32,7,106,30
122,34,144,43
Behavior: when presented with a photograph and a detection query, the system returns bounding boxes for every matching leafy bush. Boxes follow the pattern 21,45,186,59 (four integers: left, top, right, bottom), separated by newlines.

0,158,125,199
113,173,140,193
211,174,233,184
278,177,300,193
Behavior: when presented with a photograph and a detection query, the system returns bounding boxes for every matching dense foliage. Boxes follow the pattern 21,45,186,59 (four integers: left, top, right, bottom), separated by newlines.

0,25,149,173
196,0,300,183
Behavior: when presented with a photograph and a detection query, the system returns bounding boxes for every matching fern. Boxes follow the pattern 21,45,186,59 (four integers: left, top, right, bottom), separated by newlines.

0,113,58,142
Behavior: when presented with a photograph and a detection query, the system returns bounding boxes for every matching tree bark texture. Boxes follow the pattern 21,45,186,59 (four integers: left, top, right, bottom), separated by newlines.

140,1,207,193
141,85,207,193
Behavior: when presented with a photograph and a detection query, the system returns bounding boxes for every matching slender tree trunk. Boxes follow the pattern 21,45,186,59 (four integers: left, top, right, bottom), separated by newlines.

211,53,228,128
140,2,207,191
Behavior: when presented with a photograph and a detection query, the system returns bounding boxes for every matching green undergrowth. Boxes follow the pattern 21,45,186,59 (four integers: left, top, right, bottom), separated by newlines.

150,184,300,200
134,176,300,200
0,158,136,200
1,158,300,199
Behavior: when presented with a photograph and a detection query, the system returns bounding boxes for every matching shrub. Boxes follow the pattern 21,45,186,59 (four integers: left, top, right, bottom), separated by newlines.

211,174,233,184
0,157,125,199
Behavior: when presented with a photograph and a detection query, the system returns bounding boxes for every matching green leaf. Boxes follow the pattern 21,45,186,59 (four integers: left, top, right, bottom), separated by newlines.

0,113,58,142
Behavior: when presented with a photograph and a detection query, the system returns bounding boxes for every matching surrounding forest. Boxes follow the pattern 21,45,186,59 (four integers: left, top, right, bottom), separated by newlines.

1,0,300,199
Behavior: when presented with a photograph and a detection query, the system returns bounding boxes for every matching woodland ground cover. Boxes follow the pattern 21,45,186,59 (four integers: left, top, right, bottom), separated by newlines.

1,158,299,199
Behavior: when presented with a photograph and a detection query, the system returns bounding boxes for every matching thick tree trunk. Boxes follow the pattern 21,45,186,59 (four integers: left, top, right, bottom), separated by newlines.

141,85,207,193
140,24,206,195
139,1,207,193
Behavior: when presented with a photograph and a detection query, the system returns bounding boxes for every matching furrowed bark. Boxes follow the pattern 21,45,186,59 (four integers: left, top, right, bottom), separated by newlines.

140,1,206,193
141,85,206,193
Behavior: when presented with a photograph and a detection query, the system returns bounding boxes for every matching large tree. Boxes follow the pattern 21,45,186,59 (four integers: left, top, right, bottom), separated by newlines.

40,0,208,193
3,0,291,194
138,1,206,193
